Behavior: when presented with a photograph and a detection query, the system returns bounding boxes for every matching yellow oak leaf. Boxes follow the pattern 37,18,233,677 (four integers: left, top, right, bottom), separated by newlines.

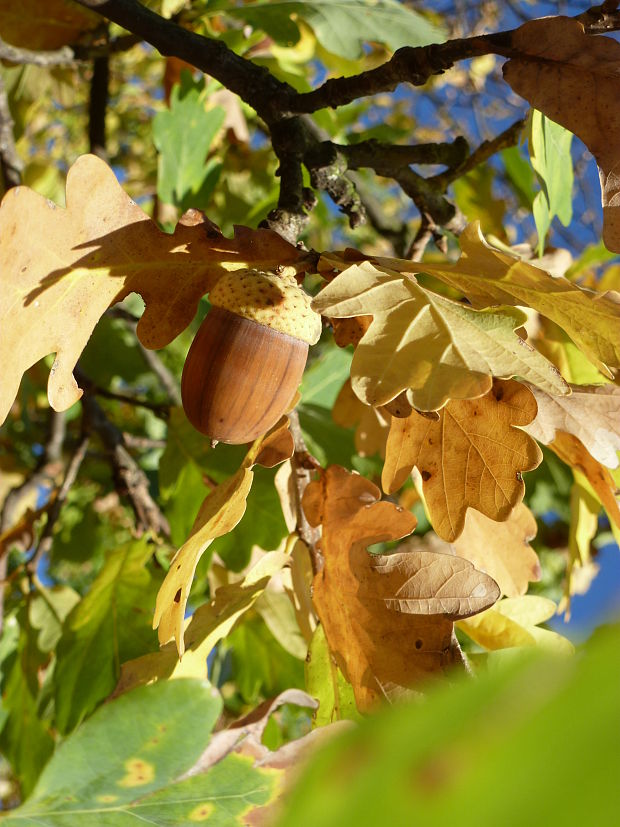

530,317,610,386
371,224,620,376
153,425,293,654
523,383,620,469
382,379,542,542
0,154,309,425
312,259,567,412
153,466,254,654
549,431,620,530
451,503,540,597
117,551,289,693
458,596,574,655
503,17,620,253
303,466,498,710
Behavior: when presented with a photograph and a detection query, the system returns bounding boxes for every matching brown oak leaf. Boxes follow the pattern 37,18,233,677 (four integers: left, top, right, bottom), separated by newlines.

503,16,620,252
381,379,542,541
303,465,498,710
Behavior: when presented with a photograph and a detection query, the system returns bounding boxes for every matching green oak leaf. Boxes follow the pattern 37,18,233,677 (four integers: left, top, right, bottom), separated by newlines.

152,72,225,211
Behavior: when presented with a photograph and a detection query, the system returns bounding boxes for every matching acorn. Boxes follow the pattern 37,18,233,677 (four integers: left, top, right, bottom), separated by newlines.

181,268,322,444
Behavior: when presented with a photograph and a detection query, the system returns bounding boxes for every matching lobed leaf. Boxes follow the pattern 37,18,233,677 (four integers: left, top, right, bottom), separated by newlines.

153,466,254,654
548,431,620,530
523,383,620,469
3,679,278,826
382,379,542,541
451,503,540,597
304,466,497,710
312,259,567,412
503,16,620,252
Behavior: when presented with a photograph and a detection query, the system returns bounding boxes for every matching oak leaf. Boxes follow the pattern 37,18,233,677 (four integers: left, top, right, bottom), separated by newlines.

0,154,308,425
372,224,620,376
312,259,567,412
523,383,620,469
303,466,498,710
117,551,289,694
382,379,542,542
562,479,600,617
451,503,540,597
153,467,254,654
548,432,620,530
503,17,620,252
153,429,290,654
458,596,573,655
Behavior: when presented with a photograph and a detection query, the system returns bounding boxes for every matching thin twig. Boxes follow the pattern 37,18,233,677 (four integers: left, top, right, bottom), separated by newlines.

432,117,526,190
89,54,110,159
287,410,322,575
81,392,169,536
122,433,167,450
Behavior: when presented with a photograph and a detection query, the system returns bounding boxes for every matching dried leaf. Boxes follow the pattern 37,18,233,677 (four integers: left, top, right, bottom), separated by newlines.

562,479,600,616
285,538,317,644
503,17,620,252
359,551,500,617
0,154,308,424
549,431,620,529
312,259,567,412
452,503,540,597
523,383,620,469
382,379,542,542
253,417,295,468
304,466,497,709
274,461,297,533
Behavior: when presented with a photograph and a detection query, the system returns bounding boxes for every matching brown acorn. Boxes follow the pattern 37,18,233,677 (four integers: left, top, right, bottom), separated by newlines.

181,269,321,444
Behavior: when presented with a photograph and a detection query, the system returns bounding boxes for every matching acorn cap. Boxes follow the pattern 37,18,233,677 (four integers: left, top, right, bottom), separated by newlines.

208,269,322,345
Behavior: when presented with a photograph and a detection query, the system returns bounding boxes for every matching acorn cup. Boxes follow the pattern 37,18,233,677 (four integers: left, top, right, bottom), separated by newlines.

181,269,322,444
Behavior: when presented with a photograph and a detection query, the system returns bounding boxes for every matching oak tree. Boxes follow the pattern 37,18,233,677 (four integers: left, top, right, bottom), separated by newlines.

0,0,619,822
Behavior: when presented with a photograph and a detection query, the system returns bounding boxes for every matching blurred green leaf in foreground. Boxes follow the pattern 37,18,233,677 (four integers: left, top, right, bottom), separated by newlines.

277,623,620,827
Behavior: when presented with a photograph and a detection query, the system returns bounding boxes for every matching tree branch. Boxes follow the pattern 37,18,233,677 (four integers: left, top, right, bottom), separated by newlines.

0,33,141,67
288,411,322,576
81,392,170,537
431,117,526,190
89,54,110,159
73,0,293,124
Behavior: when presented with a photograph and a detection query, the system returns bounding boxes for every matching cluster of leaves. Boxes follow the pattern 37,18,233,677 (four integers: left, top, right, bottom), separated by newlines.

1,0,620,822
